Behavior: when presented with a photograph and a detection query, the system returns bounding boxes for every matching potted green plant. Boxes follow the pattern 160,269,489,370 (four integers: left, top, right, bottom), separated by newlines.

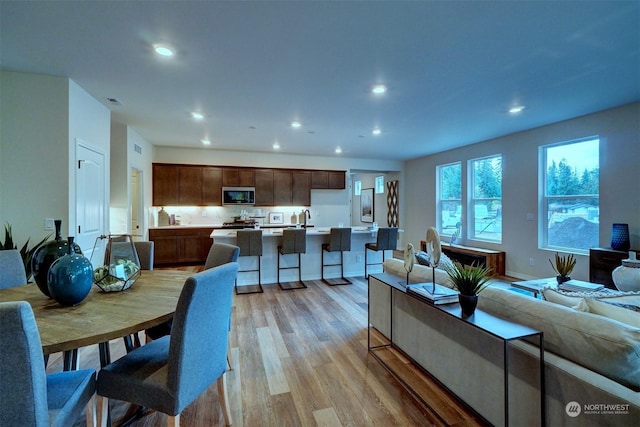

443,261,494,317
0,222,51,282
549,252,576,284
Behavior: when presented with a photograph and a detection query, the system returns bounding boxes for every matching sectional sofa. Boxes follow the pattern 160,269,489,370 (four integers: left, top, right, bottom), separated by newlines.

370,258,640,427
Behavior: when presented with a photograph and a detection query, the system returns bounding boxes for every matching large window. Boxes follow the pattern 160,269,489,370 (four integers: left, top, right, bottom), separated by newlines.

437,162,462,235
471,155,502,242
542,137,599,252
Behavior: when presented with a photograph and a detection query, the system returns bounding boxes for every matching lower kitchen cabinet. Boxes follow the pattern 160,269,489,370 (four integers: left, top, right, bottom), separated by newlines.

149,228,213,266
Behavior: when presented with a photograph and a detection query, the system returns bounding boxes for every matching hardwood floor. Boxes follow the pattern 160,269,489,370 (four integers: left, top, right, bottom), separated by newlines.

50,268,486,426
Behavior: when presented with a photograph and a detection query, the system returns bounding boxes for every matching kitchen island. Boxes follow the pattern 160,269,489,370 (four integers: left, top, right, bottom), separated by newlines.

210,227,383,285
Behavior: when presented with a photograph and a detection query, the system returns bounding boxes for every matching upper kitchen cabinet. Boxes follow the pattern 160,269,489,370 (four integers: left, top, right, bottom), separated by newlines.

311,170,346,189
222,168,255,187
202,167,222,205
273,170,292,206
153,164,179,206
292,170,311,206
178,166,203,205
254,169,274,206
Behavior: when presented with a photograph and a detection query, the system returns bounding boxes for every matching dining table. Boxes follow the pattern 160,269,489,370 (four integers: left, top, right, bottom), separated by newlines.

0,269,193,367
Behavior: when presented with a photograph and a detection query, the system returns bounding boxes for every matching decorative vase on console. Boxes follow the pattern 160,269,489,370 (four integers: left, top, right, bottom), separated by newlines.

47,236,93,306
612,251,640,292
31,220,82,297
443,261,494,318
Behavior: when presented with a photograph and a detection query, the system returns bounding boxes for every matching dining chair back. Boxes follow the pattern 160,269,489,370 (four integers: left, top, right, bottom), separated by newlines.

0,301,96,427
0,249,27,289
134,241,154,270
235,229,263,294
205,243,240,269
277,228,307,290
97,262,239,427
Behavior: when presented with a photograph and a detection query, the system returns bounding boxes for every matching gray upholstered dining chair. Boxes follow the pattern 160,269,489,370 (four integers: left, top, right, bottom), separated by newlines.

0,301,97,427
205,242,240,270
0,249,27,289
321,227,352,285
133,241,154,270
97,262,239,427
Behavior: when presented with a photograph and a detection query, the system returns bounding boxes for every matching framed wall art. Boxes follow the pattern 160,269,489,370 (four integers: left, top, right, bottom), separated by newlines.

360,188,374,223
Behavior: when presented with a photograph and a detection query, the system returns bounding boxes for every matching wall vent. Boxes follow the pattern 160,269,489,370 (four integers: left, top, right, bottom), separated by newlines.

134,144,142,154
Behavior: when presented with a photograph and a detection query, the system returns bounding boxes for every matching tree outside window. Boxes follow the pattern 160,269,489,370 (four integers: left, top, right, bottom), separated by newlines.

437,162,462,235
542,137,599,252
471,155,502,242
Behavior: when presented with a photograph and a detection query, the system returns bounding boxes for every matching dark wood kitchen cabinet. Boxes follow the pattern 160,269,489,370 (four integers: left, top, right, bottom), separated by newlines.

202,167,222,205
273,170,292,205
178,166,203,205
149,227,213,266
254,169,274,206
153,164,179,206
311,170,346,189
222,168,255,187
328,170,346,189
292,170,311,206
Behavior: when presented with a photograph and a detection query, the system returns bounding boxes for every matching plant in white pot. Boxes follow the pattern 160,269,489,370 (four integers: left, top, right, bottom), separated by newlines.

443,261,494,317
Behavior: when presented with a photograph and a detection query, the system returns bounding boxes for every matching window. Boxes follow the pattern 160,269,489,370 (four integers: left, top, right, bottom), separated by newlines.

354,180,361,196
470,155,502,242
375,176,384,194
542,137,599,252
437,162,462,235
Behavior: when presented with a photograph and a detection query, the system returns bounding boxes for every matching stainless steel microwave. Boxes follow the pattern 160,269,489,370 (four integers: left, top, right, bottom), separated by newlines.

222,187,255,205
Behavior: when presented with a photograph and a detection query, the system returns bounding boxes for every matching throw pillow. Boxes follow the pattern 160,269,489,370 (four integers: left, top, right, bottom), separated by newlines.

541,288,583,308
575,298,640,328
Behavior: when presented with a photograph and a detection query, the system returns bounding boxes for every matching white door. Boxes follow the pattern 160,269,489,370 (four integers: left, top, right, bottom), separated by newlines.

76,142,105,265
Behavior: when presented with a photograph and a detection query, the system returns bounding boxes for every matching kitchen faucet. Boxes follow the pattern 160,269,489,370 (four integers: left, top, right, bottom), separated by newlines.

303,209,311,228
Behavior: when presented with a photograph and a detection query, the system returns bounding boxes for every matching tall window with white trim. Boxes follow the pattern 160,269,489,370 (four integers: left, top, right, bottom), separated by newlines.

542,137,599,252
437,162,462,235
470,155,502,242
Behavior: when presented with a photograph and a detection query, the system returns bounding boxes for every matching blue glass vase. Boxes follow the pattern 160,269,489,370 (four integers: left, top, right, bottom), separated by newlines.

611,223,630,251
31,220,82,297
47,236,93,306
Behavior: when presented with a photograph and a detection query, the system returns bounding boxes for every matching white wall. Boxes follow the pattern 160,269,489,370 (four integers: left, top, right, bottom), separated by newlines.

404,102,640,280
0,71,110,255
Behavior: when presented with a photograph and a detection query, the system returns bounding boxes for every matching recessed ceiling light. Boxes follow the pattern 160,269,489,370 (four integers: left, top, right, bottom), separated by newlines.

273,141,280,150
191,112,204,120
509,105,525,114
335,147,342,154
372,84,387,95
372,128,382,135
153,44,175,57
201,139,211,145
291,121,301,128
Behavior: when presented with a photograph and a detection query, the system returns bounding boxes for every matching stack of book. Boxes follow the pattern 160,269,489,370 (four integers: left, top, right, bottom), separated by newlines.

558,279,604,293
407,283,459,305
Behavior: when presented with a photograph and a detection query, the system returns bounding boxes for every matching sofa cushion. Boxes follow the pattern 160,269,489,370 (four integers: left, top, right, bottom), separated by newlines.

541,288,583,308
575,298,640,328
479,286,640,390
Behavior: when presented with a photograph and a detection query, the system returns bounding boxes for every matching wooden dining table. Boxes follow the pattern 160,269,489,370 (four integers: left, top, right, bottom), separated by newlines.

0,269,193,360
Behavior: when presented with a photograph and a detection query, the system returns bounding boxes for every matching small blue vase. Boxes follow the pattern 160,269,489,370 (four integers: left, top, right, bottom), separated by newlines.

47,236,93,306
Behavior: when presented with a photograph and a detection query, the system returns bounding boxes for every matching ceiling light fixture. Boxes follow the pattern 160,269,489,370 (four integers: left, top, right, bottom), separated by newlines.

201,139,211,145
291,121,301,128
509,105,525,114
273,141,280,150
372,128,382,135
191,112,204,120
335,147,342,154
153,44,175,57
372,84,387,95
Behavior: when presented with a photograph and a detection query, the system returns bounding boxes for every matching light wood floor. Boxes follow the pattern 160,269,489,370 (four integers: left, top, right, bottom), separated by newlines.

50,267,486,427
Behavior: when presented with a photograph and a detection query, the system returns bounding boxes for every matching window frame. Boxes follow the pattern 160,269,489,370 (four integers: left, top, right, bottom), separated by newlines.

469,154,502,243
540,136,599,254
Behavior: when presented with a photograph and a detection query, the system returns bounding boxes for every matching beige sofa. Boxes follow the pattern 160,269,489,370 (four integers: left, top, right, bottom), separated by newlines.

373,258,640,427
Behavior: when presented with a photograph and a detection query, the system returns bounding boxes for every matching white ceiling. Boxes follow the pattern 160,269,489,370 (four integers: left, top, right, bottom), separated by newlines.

1,1,638,161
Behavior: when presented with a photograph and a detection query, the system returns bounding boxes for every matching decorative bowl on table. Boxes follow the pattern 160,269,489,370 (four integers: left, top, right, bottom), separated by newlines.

91,234,142,292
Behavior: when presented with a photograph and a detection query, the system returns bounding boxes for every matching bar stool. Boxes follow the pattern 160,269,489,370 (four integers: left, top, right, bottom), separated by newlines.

321,227,352,285
364,227,399,278
277,228,307,290
236,229,263,294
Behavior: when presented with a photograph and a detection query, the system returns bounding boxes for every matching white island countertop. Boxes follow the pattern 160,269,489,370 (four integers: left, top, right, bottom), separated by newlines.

210,226,374,238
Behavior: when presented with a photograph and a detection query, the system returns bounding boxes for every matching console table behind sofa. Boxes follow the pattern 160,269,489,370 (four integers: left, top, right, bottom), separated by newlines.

420,242,505,276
